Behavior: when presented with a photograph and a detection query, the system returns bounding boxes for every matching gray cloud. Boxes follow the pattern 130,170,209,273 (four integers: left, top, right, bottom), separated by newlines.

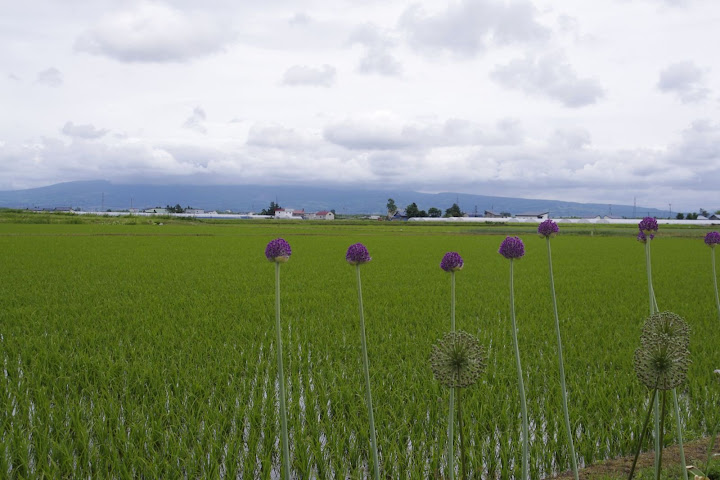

183,107,207,134
281,64,336,87
550,128,591,150
61,122,109,139
324,113,523,150
288,12,312,26
358,49,402,76
399,0,548,56
491,53,604,107
349,24,402,76
74,3,234,62
657,61,709,103
36,67,62,87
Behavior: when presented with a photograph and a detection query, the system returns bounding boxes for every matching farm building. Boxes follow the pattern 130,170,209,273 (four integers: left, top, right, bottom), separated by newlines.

308,210,335,220
516,211,549,220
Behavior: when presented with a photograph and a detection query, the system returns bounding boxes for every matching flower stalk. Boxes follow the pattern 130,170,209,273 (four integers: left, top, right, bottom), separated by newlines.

347,243,380,480
274,262,291,480
441,251,463,480
266,238,293,480
430,330,486,480
706,232,720,323
499,236,529,480
541,224,579,480
510,258,530,480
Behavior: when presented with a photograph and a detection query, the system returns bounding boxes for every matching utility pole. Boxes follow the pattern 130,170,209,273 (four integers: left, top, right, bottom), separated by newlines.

669,203,672,218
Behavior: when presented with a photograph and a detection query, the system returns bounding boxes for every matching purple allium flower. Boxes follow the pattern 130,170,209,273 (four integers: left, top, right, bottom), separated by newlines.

265,238,292,262
537,219,559,238
638,216,658,234
346,243,372,265
498,236,525,259
705,231,720,247
440,252,464,272
636,231,655,244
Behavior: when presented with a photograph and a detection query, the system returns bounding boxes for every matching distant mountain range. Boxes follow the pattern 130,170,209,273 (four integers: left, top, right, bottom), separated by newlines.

0,180,670,218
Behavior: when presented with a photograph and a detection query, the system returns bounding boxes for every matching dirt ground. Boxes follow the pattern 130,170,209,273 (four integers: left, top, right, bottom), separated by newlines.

544,436,719,479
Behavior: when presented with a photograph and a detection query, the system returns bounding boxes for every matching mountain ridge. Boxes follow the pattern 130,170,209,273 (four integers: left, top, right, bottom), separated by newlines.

0,180,670,218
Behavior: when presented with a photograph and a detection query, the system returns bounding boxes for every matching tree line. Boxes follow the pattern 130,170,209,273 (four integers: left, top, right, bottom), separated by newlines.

386,198,464,218
675,208,718,220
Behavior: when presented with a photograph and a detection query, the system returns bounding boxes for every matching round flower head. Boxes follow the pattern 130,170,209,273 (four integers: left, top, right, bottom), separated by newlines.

430,331,486,389
498,236,525,259
638,216,658,235
633,335,690,391
440,252,464,272
265,238,292,263
537,219,559,238
705,231,720,248
636,231,655,244
346,243,371,265
640,311,690,350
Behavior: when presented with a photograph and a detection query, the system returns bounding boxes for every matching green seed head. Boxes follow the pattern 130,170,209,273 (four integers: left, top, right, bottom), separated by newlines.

640,311,690,350
430,331,486,389
633,334,690,391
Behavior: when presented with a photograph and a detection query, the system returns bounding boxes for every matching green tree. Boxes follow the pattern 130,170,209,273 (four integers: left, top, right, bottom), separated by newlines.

700,208,709,217
387,198,397,216
676,212,684,220
405,202,420,218
428,207,442,218
444,203,463,217
166,204,185,213
261,201,281,216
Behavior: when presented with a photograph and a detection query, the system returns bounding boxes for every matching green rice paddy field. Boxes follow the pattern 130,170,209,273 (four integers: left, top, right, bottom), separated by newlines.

0,216,718,478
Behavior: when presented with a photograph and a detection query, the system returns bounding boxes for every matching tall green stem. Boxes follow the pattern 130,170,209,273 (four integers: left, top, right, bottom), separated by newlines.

712,247,720,324
546,238,579,480
510,259,529,480
274,262,291,480
672,389,688,480
448,271,456,480
629,388,658,480
356,265,380,480
645,240,660,477
645,241,655,316
457,387,467,480
656,390,667,480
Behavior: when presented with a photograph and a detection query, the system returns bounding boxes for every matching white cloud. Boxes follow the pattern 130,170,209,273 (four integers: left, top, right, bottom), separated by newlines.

399,0,548,57
36,67,62,87
657,61,710,103
246,124,315,149
281,64,336,87
491,53,604,107
61,122,109,139
74,3,234,62
183,107,208,134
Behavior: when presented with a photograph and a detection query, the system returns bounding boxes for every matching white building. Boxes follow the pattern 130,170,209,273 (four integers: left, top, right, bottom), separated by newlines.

309,210,335,220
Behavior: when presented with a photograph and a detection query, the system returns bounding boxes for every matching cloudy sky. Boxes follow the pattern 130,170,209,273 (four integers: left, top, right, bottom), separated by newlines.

1,0,718,211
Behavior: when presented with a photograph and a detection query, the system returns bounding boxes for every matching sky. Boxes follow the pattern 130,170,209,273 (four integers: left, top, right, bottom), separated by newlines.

1,0,718,212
